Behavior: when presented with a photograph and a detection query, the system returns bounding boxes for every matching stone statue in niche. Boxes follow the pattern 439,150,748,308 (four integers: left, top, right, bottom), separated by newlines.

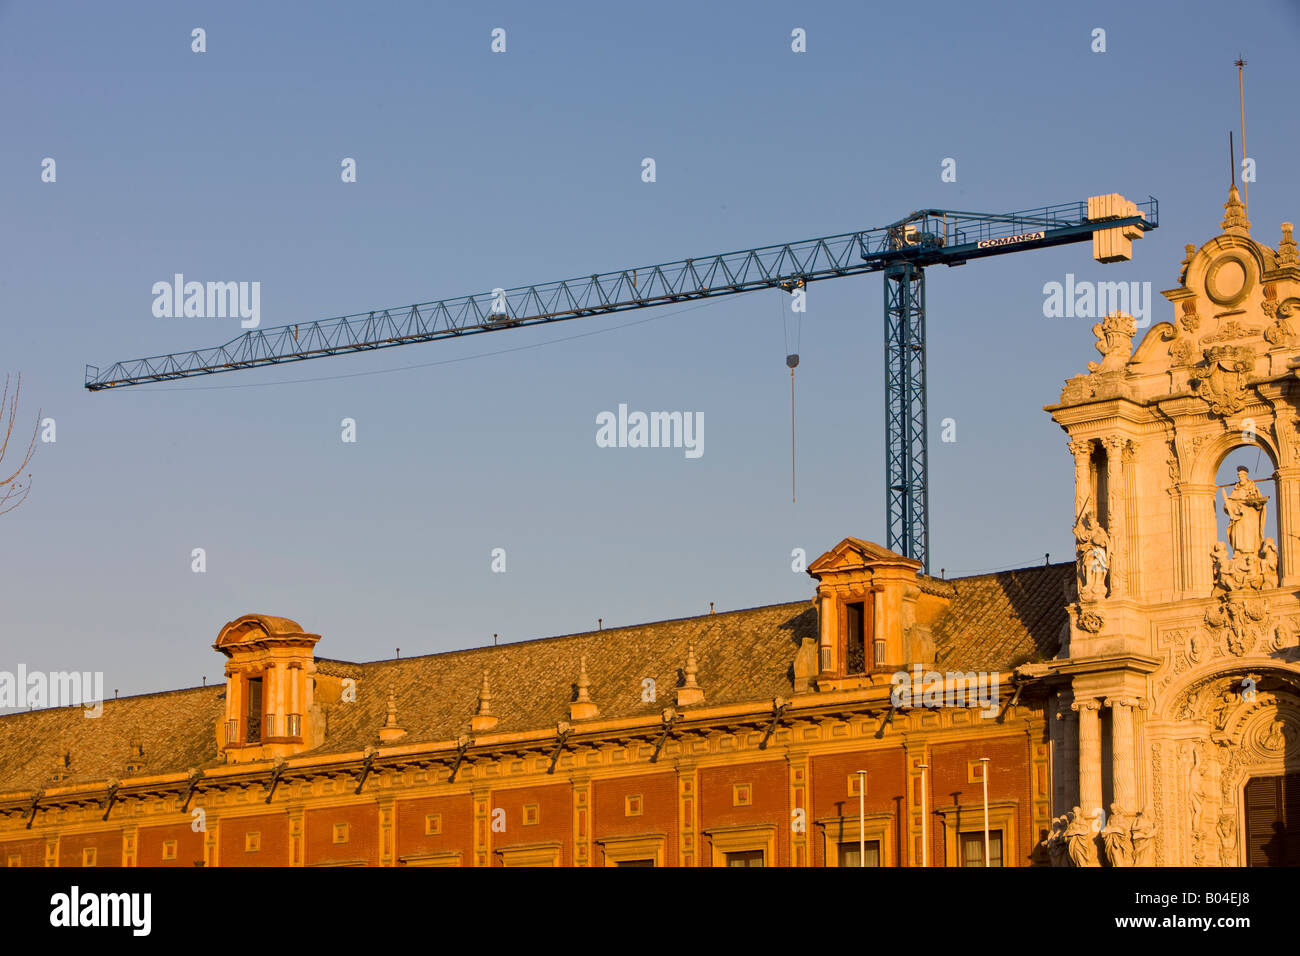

1212,467,1276,594
1072,510,1110,601
1224,467,1267,556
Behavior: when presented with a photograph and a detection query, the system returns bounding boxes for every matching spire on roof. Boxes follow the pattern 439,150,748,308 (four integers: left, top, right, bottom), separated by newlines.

1223,184,1250,236
470,671,498,733
677,640,705,707
379,686,406,742
570,656,599,720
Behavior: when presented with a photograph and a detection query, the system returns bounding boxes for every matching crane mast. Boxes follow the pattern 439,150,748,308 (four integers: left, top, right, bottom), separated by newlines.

86,195,1158,571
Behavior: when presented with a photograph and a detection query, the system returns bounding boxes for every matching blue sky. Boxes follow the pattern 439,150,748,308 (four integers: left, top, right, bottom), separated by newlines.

2,0,1299,697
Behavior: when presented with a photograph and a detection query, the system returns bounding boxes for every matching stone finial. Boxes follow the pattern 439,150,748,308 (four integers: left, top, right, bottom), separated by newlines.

1278,222,1298,269
570,656,599,720
379,686,406,742
1179,242,1196,282
677,641,705,707
1222,184,1250,236
470,671,498,733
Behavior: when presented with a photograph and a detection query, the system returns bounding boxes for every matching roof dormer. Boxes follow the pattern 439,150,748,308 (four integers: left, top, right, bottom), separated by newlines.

807,538,950,691
214,615,321,764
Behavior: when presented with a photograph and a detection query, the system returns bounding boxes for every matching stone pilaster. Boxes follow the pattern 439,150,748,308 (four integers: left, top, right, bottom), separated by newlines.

787,751,810,866
378,796,395,866
572,775,592,866
472,786,491,867
1103,437,1128,597
1052,689,1075,816
677,762,698,867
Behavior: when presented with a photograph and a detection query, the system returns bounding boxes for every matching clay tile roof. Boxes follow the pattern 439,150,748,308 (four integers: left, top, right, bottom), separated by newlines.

0,562,1072,793
931,563,1073,671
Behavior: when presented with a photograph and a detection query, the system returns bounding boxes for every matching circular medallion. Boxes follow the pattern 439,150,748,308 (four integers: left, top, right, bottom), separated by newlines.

1205,254,1252,306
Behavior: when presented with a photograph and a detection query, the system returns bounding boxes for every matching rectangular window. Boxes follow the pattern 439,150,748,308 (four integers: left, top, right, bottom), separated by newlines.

162,840,177,861
245,677,263,743
82,847,96,867
961,830,1003,867
838,840,881,867
245,832,261,853
425,814,442,836
625,794,643,817
845,602,866,674
333,823,349,844
732,783,752,807
6,854,19,868
523,804,539,826
725,849,765,867
286,713,301,737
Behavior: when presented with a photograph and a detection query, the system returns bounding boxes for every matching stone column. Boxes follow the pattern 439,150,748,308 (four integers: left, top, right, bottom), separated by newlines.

1103,437,1127,597
1073,699,1102,815
1276,465,1300,587
1106,698,1135,812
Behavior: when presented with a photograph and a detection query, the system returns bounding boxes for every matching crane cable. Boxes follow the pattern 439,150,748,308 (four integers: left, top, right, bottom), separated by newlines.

781,288,803,503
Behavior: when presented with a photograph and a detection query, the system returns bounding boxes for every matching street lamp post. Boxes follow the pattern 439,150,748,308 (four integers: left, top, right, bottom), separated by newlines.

979,757,991,867
918,763,929,867
856,770,867,867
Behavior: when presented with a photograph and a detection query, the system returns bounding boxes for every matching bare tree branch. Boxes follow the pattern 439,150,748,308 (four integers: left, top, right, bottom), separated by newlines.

0,374,40,517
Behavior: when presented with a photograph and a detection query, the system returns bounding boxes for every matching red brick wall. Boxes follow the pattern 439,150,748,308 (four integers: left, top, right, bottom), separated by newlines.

394,794,473,865
592,771,677,866
699,760,788,866
0,837,45,867
490,783,572,866
810,749,907,866
137,822,206,867
57,830,122,867
304,803,379,866
927,734,1031,866
219,812,290,866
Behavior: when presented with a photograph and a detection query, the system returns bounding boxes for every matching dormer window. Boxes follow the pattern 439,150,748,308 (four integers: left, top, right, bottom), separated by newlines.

214,615,321,764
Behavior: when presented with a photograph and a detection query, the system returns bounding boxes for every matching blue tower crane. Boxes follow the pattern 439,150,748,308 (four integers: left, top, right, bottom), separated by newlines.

86,195,1158,571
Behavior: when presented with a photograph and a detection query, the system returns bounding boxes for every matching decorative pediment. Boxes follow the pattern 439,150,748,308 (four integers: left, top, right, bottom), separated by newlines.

806,537,920,577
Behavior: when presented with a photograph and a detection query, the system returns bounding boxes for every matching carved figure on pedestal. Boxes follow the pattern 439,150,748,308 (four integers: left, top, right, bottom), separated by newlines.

1216,814,1238,865
1072,510,1110,601
1130,810,1157,866
1102,804,1134,867
1064,807,1098,867
1223,467,1267,557
1261,538,1279,587
1046,815,1070,867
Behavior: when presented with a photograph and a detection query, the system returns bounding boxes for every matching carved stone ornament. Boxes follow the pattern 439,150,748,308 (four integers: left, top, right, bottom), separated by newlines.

1204,596,1269,656
1075,606,1105,633
1190,344,1255,416
1087,311,1138,373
